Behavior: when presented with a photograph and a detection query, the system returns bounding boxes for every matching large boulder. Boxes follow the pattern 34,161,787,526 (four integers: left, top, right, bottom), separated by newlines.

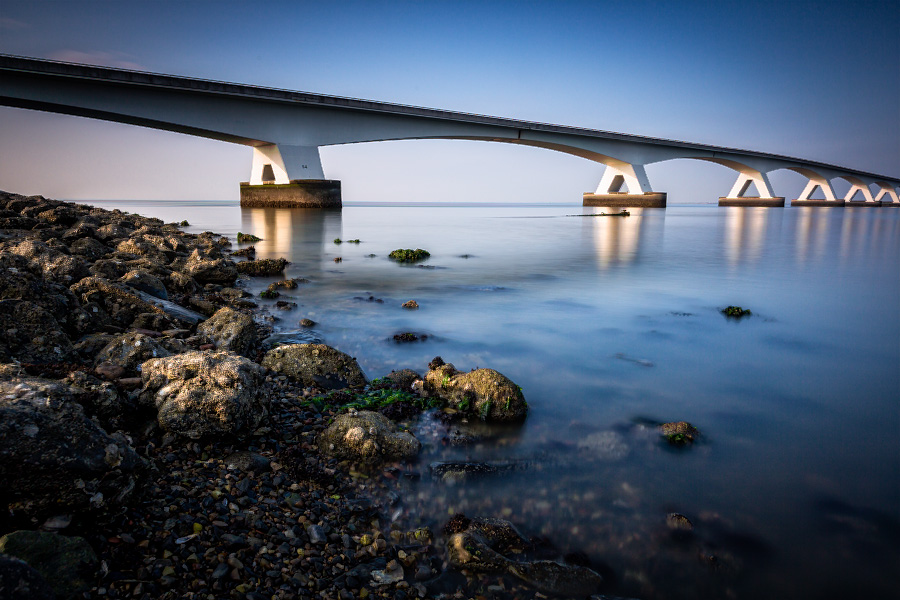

262,343,367,389
0,300,78,363
7,239,89,284
197,307,258,357
0,554,55,600
0,530,98,599
94,332,171,375
317,410,420,463
235,258,289,276
0,377,144,517
183,249,238,285
139,350,268,439
69,236,112,261
115,236,170,264
423,360,527,422
0,266,81,333
119,268,168,299
69,276,170,328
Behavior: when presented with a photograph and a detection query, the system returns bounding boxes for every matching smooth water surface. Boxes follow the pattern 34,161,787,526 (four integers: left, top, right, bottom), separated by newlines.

88,200,900,599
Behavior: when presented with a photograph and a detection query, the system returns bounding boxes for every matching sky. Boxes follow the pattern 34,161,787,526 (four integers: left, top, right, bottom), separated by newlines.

0,0,897,203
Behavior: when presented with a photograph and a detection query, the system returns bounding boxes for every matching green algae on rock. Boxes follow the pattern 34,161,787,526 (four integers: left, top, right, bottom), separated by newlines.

722,305,751,318
660,421,700,445
423,358,527,422
236,232,261,243
388,248,430,263
235,257,289,276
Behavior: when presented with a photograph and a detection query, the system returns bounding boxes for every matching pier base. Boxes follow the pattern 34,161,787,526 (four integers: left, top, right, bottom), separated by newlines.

791,199,845,207
240,180,341,208
583,192,666,208
845,201,882,207
718,197,785,207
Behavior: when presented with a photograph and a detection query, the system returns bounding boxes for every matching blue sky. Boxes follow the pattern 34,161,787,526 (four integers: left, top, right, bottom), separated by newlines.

0,0,897,203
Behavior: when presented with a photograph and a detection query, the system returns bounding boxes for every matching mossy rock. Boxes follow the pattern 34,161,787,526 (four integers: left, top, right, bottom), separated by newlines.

424,361,527,422
388,248,430,263
660,421,700,445
722,306,751,318
262,343,367,390
235,258,289,276
236,232,261,243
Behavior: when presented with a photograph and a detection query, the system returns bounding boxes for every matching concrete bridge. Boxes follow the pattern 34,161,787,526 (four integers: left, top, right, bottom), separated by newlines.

1,54,898,209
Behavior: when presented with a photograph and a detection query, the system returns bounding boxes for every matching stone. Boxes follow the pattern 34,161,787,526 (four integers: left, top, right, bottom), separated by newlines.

0,377,144,517
381,369,422,391
0,264,82,332
120,268,168,299
0,530,98,598
262,343,367,389
70,276,169,328
225,451,271,473
300,318,316,327
7,239,89,284
0,300,78,363
235,258,289,276
69,236,111,261
0,554,55,600
317,410,420,464
660,421,700,445
197,307,258,358
576,431,630,461
401,300,419,309
115,237,170,264
94,223,131,242
423,361,527,422
94,332,171,375
139,350,268,439
183,249,238,285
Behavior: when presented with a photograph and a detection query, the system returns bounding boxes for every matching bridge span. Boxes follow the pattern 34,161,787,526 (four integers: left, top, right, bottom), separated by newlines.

1,54,898,208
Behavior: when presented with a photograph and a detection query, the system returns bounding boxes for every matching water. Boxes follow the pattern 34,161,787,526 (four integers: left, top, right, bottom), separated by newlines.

86,199,900,599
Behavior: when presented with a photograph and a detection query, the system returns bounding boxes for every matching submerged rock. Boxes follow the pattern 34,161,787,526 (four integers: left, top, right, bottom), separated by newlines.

196,306,258,358
423,360,527,422
317,410,420,464
0,377,143,517
139,350,268,439
262,343,367,389
0,530,99,599
660,421,700,445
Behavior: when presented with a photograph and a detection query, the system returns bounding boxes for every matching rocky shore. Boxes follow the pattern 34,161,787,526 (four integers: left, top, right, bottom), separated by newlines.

0,191,627,600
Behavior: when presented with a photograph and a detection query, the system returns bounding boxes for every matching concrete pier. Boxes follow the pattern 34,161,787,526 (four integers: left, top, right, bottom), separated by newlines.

240,180,341,208
790,199,845,207
844,201,882,207
718,197,785,207
583,192,667,208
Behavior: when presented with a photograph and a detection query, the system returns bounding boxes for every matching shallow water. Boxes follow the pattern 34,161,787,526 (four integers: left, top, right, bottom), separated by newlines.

88,199,900,599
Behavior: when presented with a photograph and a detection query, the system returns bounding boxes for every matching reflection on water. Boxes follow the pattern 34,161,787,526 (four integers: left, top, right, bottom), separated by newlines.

583,207,663,270
239,207,342,274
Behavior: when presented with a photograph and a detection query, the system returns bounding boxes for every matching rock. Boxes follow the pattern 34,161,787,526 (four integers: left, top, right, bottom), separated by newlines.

576,431,630,461
660,421,700,445
381,369,422,391
0,377,143,517
401,300,419,309
260,330,324,350
666,512,693,531
120,268,168,300
94,332,171,375
70,276,169,328
507,559,604,597
299,318,316,327
115,237,170,264
69,236,111,261
183,249,238,285
88,258,128,280
94,362,126,380
235,258,289,276
165,270,201,296
0,554,55,600
0,300,78,363
94,223,132,242
371,559,404,584
225,451,271,473
262,343,367,390
130,288,207,326
7,239,88,284
197,307,258,358
317,411,420,463
66,370,140,432
0,530,98,598
424,361,527,422
139,350,268,439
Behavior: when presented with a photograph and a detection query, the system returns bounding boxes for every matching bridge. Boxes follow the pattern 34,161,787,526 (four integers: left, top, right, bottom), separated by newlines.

1,54,898,209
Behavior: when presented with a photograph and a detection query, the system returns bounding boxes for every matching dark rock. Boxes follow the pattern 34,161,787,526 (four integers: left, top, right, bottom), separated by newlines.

88,258,128,280
94,223,132,242
261,343,367,389
235,258,289,277
381,369,422,391
7,239,88,284
0,530,98,598
183,249,238,285
94,332,171,374
225,451,271,473
196,307,258,358
660,421,700,445
0,377,144,517
0,554,55,600
0,300,78,363
69,237,111,261
139,350,269,439
300,318,316,327
120,268,168,300
70,276,169,328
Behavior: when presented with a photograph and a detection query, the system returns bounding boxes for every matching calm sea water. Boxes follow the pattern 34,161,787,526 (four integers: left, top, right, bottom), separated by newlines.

87,199,900,599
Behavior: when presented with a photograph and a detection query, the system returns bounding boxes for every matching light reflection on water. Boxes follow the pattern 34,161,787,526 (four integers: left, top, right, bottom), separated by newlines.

87,200,900,599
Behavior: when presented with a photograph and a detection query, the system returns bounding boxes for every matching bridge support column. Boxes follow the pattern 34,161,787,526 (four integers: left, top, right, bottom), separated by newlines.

843,177,879,206
583,163,666,207
791,174,843,206
874,183,900,205
241,144,341,208
719,170,784,207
